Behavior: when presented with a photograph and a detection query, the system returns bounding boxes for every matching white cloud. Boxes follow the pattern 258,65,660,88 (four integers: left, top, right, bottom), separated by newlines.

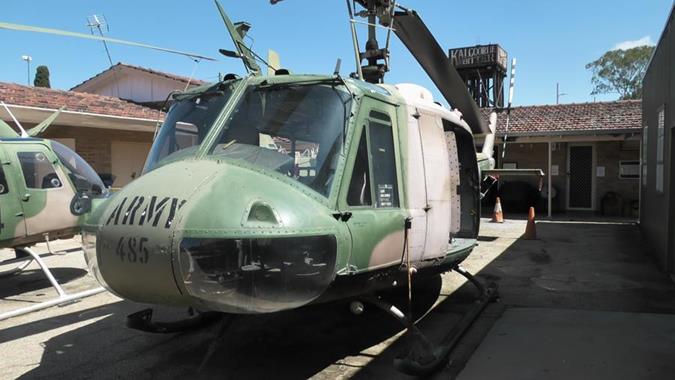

612,36,655,50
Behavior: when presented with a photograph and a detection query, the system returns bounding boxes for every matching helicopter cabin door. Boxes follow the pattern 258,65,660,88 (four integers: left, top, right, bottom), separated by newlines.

0,145,27,242
416,112,452,260
340,103,407,272
3,143,78,238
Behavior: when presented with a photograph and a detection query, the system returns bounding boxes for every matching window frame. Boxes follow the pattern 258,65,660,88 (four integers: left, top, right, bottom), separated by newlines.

343,104,401,210
365,114,400,209
619,160,640,180
656,105,665,194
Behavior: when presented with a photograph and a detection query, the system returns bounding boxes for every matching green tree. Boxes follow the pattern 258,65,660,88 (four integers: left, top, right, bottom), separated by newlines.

585,45,654,100
33,65,51,88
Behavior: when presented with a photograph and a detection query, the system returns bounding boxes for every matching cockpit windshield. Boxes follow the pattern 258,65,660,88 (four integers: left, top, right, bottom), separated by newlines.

143,81,237,173
51,141,107,197
209,83,352,197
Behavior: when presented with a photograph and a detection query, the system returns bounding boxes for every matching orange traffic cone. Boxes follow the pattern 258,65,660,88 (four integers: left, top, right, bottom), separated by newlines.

523,207,537,239
491,197,504,223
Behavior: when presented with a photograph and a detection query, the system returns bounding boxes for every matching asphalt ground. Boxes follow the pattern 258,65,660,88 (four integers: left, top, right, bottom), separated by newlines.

1,217,674,379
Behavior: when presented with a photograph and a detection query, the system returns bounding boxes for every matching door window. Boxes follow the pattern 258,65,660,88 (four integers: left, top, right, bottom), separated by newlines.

17,151,62,189
347,132,372,206
367,112,399,208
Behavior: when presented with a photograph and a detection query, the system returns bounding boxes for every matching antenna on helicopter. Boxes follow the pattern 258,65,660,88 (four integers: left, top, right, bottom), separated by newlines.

333,58,342,76
1,101,29,137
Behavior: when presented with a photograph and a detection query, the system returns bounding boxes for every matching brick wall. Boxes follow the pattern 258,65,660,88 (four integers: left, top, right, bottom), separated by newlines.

42,124,154,174
595,141,640,213
499,141,639,214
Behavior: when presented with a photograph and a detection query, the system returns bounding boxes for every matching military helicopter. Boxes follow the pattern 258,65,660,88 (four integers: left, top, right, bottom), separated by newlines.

0,104,112,320
83,1,510,373
0,12,223,320
1,0,539,374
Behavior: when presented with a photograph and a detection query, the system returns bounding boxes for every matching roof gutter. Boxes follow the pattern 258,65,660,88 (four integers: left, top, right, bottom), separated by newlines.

495,128,641,137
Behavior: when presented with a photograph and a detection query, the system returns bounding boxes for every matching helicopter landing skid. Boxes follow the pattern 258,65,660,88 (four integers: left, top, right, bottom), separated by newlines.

363,265,498,376
126,307,224,334
0,247,106,321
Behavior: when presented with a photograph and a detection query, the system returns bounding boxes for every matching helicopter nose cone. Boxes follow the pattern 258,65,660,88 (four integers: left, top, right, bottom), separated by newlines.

86,159,345,313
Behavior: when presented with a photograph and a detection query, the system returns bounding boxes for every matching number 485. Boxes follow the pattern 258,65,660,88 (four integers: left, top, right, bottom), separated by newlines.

116,236,149,264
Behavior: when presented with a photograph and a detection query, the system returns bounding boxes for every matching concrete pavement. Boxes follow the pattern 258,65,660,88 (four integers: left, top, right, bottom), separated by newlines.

1,218,674,379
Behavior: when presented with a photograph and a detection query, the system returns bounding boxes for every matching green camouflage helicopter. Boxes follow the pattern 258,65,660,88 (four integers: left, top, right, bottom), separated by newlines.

1,0,540,374
0,105,107,264
0,104,112,320
0,25,217,320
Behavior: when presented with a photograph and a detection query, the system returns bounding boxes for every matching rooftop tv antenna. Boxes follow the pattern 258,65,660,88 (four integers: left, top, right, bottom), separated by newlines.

86,14,122,97
87,15,114,67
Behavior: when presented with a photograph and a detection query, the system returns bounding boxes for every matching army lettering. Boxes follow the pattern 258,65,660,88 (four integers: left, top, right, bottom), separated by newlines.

106,196,186,228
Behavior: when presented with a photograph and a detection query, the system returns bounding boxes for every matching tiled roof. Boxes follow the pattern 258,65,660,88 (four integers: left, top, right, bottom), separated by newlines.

70,62,206,91
481,100,642,135
0,81,163,120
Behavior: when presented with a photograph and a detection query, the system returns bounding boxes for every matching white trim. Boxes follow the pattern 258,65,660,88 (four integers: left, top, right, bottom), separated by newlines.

566,142,597,211
1,103,161,124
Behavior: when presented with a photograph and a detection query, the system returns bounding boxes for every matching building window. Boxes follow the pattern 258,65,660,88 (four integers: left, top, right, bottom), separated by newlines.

619,160,640,179
656,106,665,193
642,126,648,187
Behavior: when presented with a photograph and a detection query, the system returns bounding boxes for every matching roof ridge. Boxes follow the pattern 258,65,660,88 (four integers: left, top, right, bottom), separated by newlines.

70,63,207,91
0,81,163,120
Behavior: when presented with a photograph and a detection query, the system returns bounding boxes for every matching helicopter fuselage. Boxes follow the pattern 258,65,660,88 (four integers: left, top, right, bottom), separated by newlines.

83,74,482,314
0,138,107,249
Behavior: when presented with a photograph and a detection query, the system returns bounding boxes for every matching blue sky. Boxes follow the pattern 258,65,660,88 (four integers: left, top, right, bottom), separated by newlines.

1,0,672,106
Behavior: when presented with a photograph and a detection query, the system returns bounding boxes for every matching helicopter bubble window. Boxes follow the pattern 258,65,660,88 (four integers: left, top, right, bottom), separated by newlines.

0,166,9,195
209,83,352,197
51,141,107,196
143,82,236,172
17,151,62,189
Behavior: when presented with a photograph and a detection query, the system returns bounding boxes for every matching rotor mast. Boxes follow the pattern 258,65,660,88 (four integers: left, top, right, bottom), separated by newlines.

353,0,395,83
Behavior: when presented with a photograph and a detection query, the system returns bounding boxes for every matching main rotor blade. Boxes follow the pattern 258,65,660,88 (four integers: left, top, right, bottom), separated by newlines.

0,22,217,62
393,11,488,134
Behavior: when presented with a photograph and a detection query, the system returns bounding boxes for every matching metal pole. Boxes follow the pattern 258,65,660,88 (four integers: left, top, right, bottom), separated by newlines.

27,59,30,86
548,141,553,218
556,82,559,104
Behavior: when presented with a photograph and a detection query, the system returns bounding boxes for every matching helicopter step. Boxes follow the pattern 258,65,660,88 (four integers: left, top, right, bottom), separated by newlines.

361,265,498,376
0,246,106,321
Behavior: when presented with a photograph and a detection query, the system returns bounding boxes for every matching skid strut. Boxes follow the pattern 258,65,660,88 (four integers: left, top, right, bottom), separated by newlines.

364,265,498,376
0,247,106,321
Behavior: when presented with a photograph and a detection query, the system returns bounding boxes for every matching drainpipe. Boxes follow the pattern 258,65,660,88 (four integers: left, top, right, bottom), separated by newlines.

548,141,553,218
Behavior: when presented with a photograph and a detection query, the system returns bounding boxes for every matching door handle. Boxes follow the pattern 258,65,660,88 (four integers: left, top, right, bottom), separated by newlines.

21,193,30,201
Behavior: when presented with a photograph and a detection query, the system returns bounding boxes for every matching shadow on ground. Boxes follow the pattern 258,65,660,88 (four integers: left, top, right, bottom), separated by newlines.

19,276,448,379
0,268,88,299
14,221,675,379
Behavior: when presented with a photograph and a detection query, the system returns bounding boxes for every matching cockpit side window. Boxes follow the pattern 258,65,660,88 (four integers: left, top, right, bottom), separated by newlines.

347,131,372,206
17,151,62,189
0,165,9,194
